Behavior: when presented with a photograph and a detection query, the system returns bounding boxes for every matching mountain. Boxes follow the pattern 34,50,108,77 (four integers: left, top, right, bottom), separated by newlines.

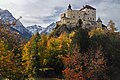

27,22,56,35
0,8,31,39
42,22,56,34
26,25,45,34
0,8,56,37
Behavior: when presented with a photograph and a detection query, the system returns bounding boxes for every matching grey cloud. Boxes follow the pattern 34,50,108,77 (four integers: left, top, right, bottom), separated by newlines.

21,0,120,30
0,0,120,29
112,0,120,4
41,7,65,23
88,0,120,5
43,16,55,23
54,7,65,15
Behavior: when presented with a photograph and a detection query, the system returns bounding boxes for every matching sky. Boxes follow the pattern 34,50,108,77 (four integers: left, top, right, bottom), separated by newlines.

0,0,120,29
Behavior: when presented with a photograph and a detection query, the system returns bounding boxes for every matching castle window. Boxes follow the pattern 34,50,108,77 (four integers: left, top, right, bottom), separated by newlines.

93,18,94,20
88,18,89,20
67,21,70,23
73,16,75,18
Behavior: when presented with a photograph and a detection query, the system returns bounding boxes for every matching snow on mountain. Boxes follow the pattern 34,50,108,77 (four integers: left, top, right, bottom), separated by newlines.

43,22,56,34
27,22,56,35
26,25,45,34
0,8,56,37
0,8,31,38
0,8,4,13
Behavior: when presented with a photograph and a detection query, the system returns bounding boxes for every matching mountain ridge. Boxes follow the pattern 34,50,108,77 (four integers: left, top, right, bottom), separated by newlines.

26,22,56,35
0,8,32,39
0,8,56,38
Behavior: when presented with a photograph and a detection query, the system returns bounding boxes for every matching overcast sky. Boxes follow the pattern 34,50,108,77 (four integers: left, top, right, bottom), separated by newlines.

0,0,120,29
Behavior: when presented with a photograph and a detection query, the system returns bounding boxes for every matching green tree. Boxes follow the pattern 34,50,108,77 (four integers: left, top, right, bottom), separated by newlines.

72,28,90,53
89,27,120,80
22,32,41,77
0,39,25,80
0,26,26,80
46,32,72,76
107,20,117,32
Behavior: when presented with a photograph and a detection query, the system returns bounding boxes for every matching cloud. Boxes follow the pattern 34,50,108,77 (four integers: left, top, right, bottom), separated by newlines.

0,0,120,29
89,0,120,29
42,6,65,23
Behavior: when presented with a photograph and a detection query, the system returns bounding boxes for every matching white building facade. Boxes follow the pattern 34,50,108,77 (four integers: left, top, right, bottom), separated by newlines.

57,4,103,29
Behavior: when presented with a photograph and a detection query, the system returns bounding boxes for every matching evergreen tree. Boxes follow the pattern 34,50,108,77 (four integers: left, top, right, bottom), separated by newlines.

72,28,89,53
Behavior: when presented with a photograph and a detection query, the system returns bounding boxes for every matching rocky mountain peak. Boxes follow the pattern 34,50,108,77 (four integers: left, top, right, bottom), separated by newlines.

0,8,31,39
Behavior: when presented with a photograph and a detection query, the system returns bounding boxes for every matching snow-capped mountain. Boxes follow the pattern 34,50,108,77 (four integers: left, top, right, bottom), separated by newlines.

26,25,45,34
27,22,56,35
0,8,31,38
42,22,56,34
0,8,56,37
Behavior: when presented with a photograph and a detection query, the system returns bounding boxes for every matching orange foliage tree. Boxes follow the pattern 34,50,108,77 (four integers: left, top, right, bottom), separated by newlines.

62,46,110,80
0,27,26,80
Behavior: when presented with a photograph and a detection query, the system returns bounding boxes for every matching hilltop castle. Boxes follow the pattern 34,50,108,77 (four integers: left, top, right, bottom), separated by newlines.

57,4,104,29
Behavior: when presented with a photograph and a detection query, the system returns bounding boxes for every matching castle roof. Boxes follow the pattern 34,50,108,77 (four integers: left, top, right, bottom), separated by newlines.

97,17,102,22
80,5,96,11
102,24,107,28
67,4,72,10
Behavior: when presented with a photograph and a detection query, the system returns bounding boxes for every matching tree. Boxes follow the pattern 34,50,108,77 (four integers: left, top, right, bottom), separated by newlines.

0,26,26,80
22,32,41,77
107,20,117,32
62,46,109,80
105,32,120,80
46,32,72,76
89,27,120,79
72,28,90,53
0,39,25,80
89,28,105,38
62,46,85,80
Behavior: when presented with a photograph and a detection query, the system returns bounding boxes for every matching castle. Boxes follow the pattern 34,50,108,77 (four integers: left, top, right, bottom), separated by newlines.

56,4,104,29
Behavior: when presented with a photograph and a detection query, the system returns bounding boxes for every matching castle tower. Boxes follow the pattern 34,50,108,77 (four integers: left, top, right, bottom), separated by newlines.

67,4,72,10
97,17,102,28
66,4,73,19
80,5,96,21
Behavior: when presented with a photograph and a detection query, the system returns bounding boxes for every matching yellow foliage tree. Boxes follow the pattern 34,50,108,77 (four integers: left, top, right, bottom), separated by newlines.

89,28,105,38
0,39,25,80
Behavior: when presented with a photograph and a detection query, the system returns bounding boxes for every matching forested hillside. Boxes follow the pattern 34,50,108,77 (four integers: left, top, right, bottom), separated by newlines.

0,20,120,80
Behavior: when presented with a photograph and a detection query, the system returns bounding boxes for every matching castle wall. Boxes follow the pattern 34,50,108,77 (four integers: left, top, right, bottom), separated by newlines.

81,8,96,21
66,10,83,19
57,5,98,29
60,8,96,25
61,10,85,21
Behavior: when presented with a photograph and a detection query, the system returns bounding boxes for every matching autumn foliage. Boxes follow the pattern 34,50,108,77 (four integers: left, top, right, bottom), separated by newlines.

0,26,26,80
62,45,110,80
0,21,120,80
